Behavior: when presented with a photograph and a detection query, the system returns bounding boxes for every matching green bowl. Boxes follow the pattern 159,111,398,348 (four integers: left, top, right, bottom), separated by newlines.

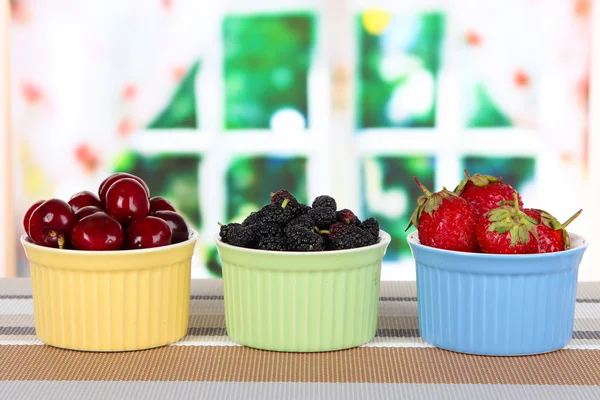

215,231,391,352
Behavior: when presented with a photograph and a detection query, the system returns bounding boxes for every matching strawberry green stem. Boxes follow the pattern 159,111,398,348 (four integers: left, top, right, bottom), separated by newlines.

464,169,471,179
512,192,520,213
562,209,582,228
413,176,432,197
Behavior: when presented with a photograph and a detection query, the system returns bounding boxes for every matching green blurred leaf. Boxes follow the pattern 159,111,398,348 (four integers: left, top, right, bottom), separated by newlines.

468,84,512,128
148,61,200,129
223,14,314,129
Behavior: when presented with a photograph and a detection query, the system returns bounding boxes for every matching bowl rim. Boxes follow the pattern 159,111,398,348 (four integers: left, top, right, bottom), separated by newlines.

407,230,587,258
20,228,200,255
214,229,392,255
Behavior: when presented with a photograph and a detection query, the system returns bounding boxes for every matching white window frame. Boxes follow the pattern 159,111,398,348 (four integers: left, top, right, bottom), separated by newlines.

110,0,600,280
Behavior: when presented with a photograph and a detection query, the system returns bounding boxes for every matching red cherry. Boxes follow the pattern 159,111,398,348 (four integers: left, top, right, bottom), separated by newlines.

28,199,75,248
154,210,190,243
71,212,124,251
105,178,150,224
68,190,103,212
126,216,172,249
23,200,44,235
75,206,105,220
149,196,176,214
98,173,150,205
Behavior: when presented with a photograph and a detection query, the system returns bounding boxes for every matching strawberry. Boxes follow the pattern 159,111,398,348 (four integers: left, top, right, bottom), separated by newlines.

455,170,524,220
406,177,478,252
523,208,582,253
476,194,538,254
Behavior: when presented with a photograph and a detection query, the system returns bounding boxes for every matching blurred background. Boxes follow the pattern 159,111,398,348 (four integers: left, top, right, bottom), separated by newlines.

1,0,598,280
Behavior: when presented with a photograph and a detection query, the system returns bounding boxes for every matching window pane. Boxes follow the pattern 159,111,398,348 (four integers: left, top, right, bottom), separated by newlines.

457,5,542,128
225,156,308,222
223,14,315,129
357,11,445,129
114,152,201,228
147,62,200,129
361,155,435,261
463,156,535,192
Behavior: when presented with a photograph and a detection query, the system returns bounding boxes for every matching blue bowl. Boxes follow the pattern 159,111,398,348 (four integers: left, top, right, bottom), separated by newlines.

407,231,588,356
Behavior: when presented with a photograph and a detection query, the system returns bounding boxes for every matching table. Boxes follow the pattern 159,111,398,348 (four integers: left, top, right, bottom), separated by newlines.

1,279,600,399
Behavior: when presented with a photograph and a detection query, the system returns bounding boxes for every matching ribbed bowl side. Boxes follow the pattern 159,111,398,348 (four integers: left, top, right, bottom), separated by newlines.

222,260,382,352
416,262,579,356
30,260,191,352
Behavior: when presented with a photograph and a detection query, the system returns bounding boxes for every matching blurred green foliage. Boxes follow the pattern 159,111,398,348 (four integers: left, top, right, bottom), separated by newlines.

225,156,307,222
223,14,314,129
357,13,445,128
463,157,534,191
113,151,201,228
148,62,200,129
361,156,435,261
467,84,512,128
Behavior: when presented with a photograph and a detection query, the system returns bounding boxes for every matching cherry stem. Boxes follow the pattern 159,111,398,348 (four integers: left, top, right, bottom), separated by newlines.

562,209,582,228
413,176,432,197
57,235,65,249
464,169,471,179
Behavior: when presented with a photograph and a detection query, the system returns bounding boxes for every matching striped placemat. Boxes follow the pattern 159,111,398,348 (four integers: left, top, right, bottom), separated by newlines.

2,279,600,400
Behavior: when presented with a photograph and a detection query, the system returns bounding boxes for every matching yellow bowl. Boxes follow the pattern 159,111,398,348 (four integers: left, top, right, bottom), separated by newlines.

20,230,199,352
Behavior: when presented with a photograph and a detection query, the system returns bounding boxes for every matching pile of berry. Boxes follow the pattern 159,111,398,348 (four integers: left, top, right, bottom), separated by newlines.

408,171,582,254
23,173,190,251
219,190,380,251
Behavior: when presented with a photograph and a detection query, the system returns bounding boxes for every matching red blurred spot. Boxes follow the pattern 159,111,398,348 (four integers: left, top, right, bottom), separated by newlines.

122,84,137,101
465,30,482,46
75,144,100,174
514,70,530,88
10,0,30,23
161,0,173,11
575,0,591,17
172,66,186,81
118,118,135,137
21,82,43,104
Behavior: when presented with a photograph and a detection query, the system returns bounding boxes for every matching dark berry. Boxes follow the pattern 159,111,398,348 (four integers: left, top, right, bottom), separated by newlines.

308,207,336,230
258,204,297,225
287,214,316,231
326,223,374,250
219,223,239,243
242,212,260,226
285,226,324,252
255,223,282,239
336,209,359,225
227,224,257,248
298,204,312,215
360,217,380,244
258,236,288,251
270,189,298,206
312,195,337,211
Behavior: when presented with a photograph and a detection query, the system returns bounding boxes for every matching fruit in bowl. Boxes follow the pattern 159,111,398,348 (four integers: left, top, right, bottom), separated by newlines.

215,190,390,352
20,172,199,352
23,173,191,250
218,189,380,252
406,171,587,356
407,170,582,254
